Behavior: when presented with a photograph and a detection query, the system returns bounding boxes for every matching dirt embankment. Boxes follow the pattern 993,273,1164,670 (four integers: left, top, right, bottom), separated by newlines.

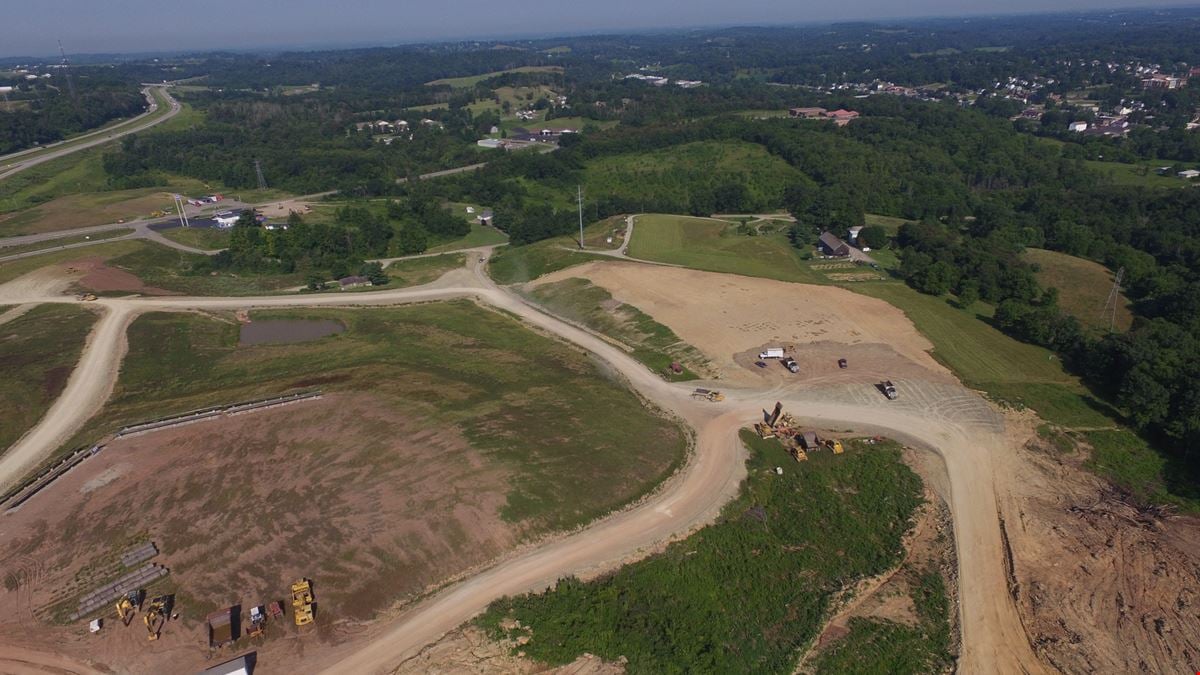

0,392,518,674
532,261,950,385
1000,415,1200,673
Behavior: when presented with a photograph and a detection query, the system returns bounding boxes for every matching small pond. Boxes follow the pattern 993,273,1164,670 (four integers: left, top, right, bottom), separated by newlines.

239,319,345,346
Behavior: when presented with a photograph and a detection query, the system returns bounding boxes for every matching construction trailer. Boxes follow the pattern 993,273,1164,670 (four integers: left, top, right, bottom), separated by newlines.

208,607,239,648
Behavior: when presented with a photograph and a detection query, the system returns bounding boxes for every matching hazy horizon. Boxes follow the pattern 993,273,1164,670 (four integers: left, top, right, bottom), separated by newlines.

5,0,1200,59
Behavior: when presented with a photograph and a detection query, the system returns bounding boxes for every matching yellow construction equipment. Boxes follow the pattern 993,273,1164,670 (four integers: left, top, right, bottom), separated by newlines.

824,438,845,454
115,589,142,626
115,597,135,626
291,579,314,626
77,293,97,302
143,596,167,640
691,388,724,402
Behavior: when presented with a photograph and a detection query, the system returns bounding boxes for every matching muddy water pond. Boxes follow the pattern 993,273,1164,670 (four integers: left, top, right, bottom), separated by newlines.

239,319,345,346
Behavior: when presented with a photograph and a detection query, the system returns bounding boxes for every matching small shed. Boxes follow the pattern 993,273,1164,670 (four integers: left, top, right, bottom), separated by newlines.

800,432,818,450
477,210,495,226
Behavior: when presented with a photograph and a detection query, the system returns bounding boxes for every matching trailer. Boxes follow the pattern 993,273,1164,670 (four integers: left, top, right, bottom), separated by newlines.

758,348,785,359
207,607,237,648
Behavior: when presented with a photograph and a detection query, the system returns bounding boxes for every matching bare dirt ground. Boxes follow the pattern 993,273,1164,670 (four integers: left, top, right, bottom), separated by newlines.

532,261,949,385
69,256,178,296
0,392,520,674
998,412,1200,673
258,199,316,219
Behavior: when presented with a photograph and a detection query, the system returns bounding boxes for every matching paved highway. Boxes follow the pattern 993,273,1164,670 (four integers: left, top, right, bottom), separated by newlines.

0,86,181,183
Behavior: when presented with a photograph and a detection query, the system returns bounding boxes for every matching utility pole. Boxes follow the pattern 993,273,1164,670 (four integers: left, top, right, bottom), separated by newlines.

57,40,77,102
577,185,585,249
254,159,268,191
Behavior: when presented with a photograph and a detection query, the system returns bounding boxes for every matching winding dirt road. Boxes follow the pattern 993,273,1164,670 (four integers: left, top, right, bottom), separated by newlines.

0,251,1046,674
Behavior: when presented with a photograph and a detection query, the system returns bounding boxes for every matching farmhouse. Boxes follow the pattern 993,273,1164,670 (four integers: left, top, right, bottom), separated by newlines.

818,231,851,257
338,275,370,290
789,107,826,118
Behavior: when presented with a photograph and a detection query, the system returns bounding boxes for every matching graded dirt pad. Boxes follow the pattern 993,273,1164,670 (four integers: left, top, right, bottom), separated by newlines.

998,414,1200,673
532,261,951,385
258,199,315,219
0,392,518,674
70,255,178,296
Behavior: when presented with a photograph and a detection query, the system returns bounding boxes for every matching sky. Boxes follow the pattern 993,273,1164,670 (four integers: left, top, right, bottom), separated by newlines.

4,0,1198,57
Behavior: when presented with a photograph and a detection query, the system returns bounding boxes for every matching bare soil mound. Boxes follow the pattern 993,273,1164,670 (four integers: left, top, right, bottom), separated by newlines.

70,256,178,296
533,261,949,385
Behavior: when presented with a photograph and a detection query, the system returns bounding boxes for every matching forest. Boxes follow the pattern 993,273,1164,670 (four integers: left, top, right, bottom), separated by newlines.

0,76,146,154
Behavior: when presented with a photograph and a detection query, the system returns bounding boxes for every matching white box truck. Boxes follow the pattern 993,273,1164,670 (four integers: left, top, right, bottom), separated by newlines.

759,348,785,359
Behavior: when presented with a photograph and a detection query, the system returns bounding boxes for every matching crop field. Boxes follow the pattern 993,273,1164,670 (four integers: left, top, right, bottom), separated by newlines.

0,304,95,453
627,214,824,283
584,141,800,213
525,277,709,380
1023,248,1132,332
479,433,924,673
425,66,564,88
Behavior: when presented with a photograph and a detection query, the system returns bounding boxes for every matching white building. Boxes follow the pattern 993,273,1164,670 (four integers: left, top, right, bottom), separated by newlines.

1068,121,1088,132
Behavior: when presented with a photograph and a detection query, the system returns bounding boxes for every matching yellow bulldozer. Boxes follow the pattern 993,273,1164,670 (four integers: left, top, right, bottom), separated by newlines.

691,388,724,402
291,579,315,626
823,438,844,454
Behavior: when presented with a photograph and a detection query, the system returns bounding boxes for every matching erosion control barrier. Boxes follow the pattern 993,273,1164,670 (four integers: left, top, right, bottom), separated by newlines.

0,444,102,511
70,563,169,621
116,390,323,437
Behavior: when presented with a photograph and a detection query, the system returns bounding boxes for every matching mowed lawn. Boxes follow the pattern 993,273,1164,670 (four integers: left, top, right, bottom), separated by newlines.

1024,248,1133,332
158,226,231,251
64,302,687,531
627,214,824,283
0,304,96,454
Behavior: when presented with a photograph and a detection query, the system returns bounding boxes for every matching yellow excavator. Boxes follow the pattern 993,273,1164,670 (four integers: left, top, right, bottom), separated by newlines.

144,596,170,640
291,579,315,626
115,589,143,626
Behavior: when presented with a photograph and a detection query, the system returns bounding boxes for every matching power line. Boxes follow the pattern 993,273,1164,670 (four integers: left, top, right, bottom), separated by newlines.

1102,266,1125,332
254,159,268,191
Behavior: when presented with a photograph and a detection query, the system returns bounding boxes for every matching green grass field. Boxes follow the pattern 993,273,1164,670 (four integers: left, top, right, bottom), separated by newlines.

584,141,799,213
1023,248,1133,332
865,213,916,234
63,302,687,531
0,228,133,257
488,219,623,284
478,432,925,673
627,214,825,283
1084,160,1192,189
525,277,708,380
0,305,96,454
425,66,564,88
382,252,465,286
158,226,230,251
0,239,145,285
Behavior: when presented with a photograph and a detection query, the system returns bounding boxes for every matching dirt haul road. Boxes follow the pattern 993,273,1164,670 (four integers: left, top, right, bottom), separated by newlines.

0,253,1046,674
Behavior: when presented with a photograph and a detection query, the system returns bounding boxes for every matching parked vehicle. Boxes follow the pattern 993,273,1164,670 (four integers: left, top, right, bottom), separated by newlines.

759,348,785,359
782,357,800,373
